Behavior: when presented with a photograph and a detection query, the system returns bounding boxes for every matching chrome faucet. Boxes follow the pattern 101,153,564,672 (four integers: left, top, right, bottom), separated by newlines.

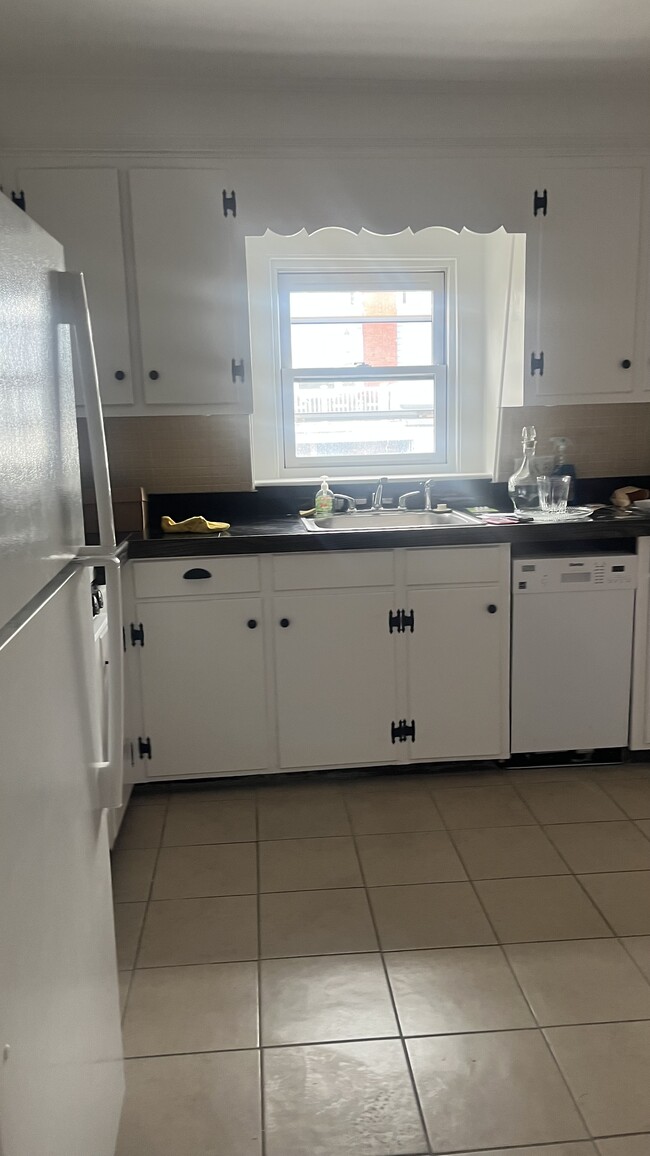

332,492,357,512
398,478,436,510
371,477,388,511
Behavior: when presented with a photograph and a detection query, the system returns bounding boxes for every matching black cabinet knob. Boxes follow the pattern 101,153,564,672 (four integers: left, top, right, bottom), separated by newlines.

183,567,212,580
247,619,257,629
487,604,498,614
279,618,290,628
621,359,632,369
114,370,126,381
148,370,160,380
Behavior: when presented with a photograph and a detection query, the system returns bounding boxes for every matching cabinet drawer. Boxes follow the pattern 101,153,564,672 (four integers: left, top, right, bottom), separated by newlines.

273,550,394,590
133,557,260,598
405,546,503,587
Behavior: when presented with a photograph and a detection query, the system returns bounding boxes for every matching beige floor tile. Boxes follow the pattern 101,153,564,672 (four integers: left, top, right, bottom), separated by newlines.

506,767,601,784
476,876,612,943
516,781,626,824
386,945,534,1034
545,821,650,874
579,872,650,935
114,903,146,970
621,935,650,980
546,1020,650,1136
117,805,167,850
433,785,535,829
162,799,256,846
600,777,650,818
260,888,377,958
112,848,157,902
151,842,257,900
260,953,397,1045
408,1030,588,1151
637,818,650,839
118,971,132,1017
264,1039,427,1156
452,824,569,879
505,939,650,1025
597,1138,650,1155
259,836,362,892
345,789,443,835
123,961,258,1055
257,785,350,840
424,769,508,788
167,786,254,808
129,788,171,806
356,830,466,886
137,895,257,966
116,1050,261,1156
370,881,496,950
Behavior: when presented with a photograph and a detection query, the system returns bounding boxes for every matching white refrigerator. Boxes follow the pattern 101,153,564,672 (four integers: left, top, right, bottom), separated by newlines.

0,195,125,1153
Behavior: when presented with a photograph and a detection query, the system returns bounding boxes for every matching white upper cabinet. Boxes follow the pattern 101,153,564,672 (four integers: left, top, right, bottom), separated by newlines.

18,167,133,406
528,166,644,404
130,169,252,410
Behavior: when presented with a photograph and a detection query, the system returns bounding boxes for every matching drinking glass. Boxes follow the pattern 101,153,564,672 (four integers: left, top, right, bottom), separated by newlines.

537,474,571,516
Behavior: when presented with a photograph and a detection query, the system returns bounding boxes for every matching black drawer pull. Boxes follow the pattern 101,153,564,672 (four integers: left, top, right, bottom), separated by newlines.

279,618,290,628
148,370,160,380
183,568,212,580
114,370,126,381
621,359,632,369
247,619,257,629
487,603,498,614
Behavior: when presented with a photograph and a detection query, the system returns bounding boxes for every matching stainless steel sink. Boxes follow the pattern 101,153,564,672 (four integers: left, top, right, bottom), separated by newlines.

301,509,480,532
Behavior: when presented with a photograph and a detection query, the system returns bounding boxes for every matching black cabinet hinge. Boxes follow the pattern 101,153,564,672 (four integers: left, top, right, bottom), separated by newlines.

401,609,415,633
533,188,547,217
388,610,402,634
222,189,237,217
391,719,416,744
231,358,245,384
11,190,26,211
130,622,145,647
530,351,545,377
138,737,152,760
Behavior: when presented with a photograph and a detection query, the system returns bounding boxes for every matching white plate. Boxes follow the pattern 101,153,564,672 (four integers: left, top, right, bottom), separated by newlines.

516,506,593,523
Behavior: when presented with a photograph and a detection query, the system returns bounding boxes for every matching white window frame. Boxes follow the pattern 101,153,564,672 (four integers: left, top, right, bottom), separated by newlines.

247,236,459,483
278,269,449,472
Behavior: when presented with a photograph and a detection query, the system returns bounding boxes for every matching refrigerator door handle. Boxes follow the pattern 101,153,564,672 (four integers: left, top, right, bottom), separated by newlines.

54,270,116,552
76,554,125,810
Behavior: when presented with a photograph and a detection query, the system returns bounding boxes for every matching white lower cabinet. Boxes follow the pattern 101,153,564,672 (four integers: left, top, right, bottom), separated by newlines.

128,543,510,779
405,586,507,760
136,596,269,777
273,591,397,768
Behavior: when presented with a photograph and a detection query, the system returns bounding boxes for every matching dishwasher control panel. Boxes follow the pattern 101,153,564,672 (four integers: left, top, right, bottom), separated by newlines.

513,555,637,593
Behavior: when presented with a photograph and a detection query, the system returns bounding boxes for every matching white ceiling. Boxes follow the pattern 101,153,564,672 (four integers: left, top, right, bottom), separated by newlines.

4,0,650,83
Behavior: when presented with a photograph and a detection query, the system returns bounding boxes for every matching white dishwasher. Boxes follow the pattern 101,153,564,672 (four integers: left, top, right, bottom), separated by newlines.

511,554,637,753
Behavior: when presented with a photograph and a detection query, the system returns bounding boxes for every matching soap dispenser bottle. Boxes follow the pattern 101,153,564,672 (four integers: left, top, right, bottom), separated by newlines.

550,436,576,503
314,476,334,518
508,426,540,513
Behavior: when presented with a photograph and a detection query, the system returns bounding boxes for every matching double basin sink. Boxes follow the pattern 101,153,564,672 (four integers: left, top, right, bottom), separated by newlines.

301,509,480,532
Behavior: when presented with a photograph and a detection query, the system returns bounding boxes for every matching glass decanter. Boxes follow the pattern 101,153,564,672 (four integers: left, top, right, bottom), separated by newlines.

508,426,539,513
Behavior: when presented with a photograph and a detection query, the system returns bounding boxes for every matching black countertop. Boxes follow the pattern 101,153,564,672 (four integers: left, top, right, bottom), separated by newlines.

126,513,650,558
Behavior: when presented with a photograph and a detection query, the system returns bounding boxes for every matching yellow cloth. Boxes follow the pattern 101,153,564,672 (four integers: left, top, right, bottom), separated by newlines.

161,515,230,534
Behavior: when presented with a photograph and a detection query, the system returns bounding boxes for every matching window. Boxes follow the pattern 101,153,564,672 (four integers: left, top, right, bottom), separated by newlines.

278,272,448,470
247,228,525,482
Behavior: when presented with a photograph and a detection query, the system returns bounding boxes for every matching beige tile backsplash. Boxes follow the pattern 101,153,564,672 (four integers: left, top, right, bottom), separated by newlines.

81,405,650,497
78,415,253,493
496,403,650,482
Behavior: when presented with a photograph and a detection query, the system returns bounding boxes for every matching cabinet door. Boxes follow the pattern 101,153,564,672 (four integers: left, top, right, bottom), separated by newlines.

137,597,268,777
406,586,508,760
274,591,397,768
531,167,643,402
130,169,251,409
18,168,133,405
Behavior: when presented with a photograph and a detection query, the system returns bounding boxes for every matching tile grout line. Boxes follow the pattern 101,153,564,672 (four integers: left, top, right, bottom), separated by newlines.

341,788,434,1156
118,794,171,1008
254,790,267,1156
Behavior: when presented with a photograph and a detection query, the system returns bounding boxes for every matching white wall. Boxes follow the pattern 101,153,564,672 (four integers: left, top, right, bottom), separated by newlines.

1,77,649,155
